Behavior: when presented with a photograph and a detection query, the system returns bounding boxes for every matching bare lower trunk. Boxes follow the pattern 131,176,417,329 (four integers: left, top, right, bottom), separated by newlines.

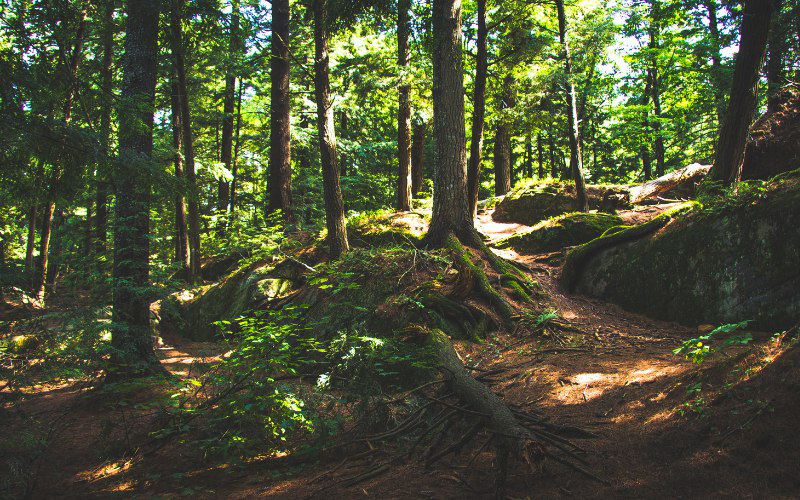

537,133,544,178
425,0,472,245
268,0,293,219
412,121,427,196
25,204,37,275
466,0,487,217
493,125,511,196
396,0,413,212
313,0,349,258
556,0,588,211
711,0,774,185
171,77,190,270
704,0,725,130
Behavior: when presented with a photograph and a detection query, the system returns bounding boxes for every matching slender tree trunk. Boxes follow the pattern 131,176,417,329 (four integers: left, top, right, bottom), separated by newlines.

641,146,652,181
25,204,37,275
711,0,774,185
46,209,64,292
230,79,243,213
704,0,725,129
111,0,162,378
268,0,293,220
549,134,557,178
766,0,784,111
466,0,487,217
555,0,588,211
170,0,201,281
649,1,665,177
537,133,544,178
313,0,349,258
339,111,348,177
411,121,427,195
425,0,472,245
396,0,413,211
524,133,532,178
96,0,113,262
642,72,653,180
171,76,190,270
218,0,240,213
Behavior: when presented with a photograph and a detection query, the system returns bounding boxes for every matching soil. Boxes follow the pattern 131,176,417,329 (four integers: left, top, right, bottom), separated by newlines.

2,208,798,499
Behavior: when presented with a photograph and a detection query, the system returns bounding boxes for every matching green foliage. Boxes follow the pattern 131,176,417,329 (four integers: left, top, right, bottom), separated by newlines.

673,321,753,364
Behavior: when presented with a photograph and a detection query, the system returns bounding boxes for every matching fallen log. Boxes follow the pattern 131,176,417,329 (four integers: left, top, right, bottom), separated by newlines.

627,163,710,204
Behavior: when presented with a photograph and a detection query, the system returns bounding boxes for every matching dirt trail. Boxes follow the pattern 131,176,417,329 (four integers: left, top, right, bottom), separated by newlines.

4,209,798,499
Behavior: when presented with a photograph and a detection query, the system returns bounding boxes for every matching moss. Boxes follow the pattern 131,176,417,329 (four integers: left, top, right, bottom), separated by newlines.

567,187,800,330
495,212,624,254
7,334,39,354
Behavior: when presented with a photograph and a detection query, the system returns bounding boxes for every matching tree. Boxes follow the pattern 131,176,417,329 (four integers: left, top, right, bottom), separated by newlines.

110,0,162,378
493,75,514,196
711,0,775,184
555,0,588,212
313,0,349,258
424,0,472,245
268,0,293,219
466,0,487,217
218,0,241,214
396,0,413,211
96,0,114,262
170,0,201,281
411,121,427,196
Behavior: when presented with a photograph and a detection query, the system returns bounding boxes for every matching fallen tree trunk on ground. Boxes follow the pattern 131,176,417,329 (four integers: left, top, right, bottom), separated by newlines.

627,163,710,204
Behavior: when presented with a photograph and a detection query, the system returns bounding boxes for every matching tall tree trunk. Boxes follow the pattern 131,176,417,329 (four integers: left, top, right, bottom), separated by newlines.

425,0,472,245
493,125,511,195
466,0,487,218
524,133,532,178
171,76,190,270
549,134,557,178
46,209,64,292
111,0,162,378
313,0,349,258
230,79,243,213
396,0,413,211
339,111,348,177
218,0,240,213
766,0,784,111
25,204,37,275
642,71,653,180
170,0,201,281
711,0,774,185
641,146,652,181
35,5,87,300
96,0,113,262
649,1,665,177
268,0,293,220
555,0,588,211
704,0,725,129
411,121,427,195
537,133,544,178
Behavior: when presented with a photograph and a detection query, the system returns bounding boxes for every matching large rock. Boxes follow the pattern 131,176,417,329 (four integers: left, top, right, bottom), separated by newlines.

494,212,624,254
564,181,800,330
742,86,800,180
492,182,630,226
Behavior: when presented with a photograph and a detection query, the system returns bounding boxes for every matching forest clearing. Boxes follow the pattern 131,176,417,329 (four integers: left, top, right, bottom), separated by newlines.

1,0,799,498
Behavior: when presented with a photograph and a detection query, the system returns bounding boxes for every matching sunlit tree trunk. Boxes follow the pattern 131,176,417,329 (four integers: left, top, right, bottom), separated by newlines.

412,121,427,196
111,0,162,378
766,0,784,111
704,0,725,130
268,0,293,220
555,0,588,211
313,0,349,258
218,0,240,214
171,76,190,270
537,133,544,178
649,0,665,177
711,0,774,185
396,0,413,211
466,0,487,217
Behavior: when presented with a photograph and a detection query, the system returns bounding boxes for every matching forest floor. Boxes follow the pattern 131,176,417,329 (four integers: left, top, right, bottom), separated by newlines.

2,206,800,499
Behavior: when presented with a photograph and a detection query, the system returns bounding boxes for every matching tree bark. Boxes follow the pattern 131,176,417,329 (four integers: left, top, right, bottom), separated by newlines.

493,124,511,195
96,0,113,261
549,134,557,178
425,0,473,245
411,121,427,195
711,0,774,185
466,0,487,218
171,76,190,270
524,133,532,178
218,0,240,213
230,79,244,213
25,204,37,275
268,0,293,220
766,0,784,111
704,0,725,129
537,133,544,178
170,0,201,281
556,0,588,211
649,1,665,177
111,0,162,378
313,0,349,258
396,0,413,211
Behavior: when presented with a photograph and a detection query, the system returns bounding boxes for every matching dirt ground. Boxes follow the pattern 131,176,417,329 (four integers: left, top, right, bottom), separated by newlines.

2,208,799,499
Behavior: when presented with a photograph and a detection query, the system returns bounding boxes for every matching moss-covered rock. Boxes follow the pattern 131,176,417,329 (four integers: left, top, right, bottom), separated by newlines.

564,183,800,330
492,182,630,225
161,259,302,340
495,212,624,254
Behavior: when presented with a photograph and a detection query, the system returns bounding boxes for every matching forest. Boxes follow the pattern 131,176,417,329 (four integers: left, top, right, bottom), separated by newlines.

1,0,799,497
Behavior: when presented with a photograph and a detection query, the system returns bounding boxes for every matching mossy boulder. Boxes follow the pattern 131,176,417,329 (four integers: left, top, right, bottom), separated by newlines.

492,182,630,226
495,212,624,254
162,259,302,341
565,183,800,330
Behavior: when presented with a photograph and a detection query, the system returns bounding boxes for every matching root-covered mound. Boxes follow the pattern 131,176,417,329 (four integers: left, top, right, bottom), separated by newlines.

495,212,624,254
742,85,800,181
562,178,800,330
